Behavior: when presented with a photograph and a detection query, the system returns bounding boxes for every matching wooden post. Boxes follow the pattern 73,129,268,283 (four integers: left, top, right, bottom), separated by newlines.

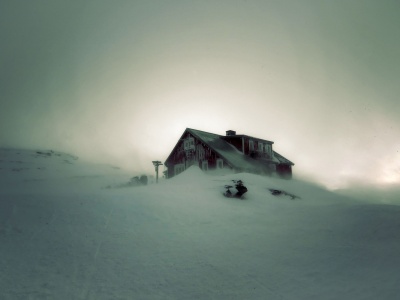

152,161,163,183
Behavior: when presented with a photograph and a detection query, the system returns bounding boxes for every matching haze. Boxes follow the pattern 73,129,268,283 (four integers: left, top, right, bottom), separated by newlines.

1,0,399,189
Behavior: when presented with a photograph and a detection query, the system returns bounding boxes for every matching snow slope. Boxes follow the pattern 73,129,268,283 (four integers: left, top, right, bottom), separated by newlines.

1,149,400,300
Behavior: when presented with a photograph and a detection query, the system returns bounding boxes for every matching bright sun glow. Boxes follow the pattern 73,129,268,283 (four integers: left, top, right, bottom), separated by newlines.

379,170,400,184
378,154,400,185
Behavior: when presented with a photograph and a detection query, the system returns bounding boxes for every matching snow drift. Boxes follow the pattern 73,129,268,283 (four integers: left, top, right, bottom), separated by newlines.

1,148,400,300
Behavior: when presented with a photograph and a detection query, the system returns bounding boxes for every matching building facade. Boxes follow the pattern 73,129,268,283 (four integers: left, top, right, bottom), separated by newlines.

164,128,294,179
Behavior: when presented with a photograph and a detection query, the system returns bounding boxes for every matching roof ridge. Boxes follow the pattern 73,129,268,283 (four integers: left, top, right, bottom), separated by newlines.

186,128,222,137
188,128,274,143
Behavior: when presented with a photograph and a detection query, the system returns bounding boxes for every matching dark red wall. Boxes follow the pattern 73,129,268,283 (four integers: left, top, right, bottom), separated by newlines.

276,164,292,179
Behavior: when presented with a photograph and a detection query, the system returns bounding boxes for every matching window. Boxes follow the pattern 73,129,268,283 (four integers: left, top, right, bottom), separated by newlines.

184,137,195,150
201,161,208,171
249,140,254,151
197,145,205,160
265,144,273,158
258,143,263,152
216,158,223,169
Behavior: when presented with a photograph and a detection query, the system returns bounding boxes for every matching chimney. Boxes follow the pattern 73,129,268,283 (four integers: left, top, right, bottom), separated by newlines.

226,130,236,136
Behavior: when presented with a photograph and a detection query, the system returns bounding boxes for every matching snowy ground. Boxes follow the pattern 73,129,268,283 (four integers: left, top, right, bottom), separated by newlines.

1,148,400,300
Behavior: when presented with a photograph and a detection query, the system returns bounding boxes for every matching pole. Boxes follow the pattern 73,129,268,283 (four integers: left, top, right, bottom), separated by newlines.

152,161,163,183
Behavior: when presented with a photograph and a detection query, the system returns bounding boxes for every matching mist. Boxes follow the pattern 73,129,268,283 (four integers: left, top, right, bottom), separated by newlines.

1,0,399,188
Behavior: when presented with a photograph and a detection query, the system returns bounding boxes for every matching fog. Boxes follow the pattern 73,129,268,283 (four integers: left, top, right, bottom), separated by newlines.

1,0,399,189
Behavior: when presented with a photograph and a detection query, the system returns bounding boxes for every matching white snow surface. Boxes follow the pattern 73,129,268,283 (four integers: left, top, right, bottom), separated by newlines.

1,148,400,300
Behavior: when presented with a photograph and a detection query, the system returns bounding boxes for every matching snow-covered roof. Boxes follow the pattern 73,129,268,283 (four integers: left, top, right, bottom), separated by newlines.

188,128,294,170
186,128,267,172
272,151,294,165
165,128,294,172
222,134,274,144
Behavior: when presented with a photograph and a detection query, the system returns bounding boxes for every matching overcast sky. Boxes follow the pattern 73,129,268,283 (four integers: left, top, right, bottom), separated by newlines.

1,0,399,189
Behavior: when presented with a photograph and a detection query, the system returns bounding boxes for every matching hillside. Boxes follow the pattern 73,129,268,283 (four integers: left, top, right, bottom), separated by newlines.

0,148,133,192
1,148,400,300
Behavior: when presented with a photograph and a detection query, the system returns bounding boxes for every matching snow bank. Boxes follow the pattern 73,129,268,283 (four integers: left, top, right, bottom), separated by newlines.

0,148,133,192
167,165,208,184
1,149,400,300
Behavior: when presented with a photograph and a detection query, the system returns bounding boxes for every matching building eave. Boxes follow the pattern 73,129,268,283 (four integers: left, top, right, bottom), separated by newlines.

221,134,274,144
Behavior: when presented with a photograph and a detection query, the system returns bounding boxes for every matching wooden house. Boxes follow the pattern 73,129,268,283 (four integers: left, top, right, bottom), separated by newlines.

164,128,294,179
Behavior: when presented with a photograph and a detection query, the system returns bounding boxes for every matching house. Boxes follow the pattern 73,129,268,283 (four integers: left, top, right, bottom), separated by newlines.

164,128,294,179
